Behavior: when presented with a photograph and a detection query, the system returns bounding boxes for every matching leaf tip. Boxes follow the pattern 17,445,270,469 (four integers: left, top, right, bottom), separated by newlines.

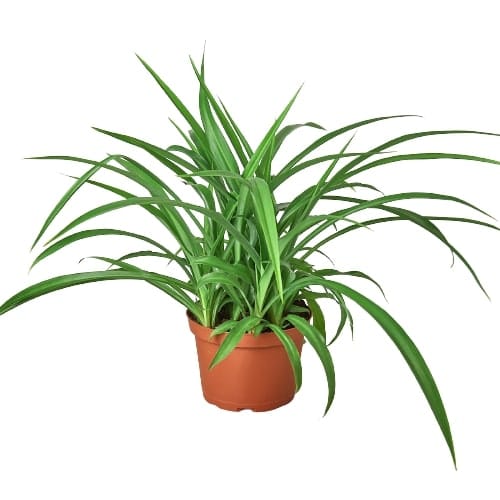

208,357,219,370
322,399,334,417
296,83,305,96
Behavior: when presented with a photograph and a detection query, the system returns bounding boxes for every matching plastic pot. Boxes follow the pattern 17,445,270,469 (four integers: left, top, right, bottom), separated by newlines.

188,315,305,412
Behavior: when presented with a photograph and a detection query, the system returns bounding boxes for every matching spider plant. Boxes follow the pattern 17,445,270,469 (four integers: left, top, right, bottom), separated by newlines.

1,53,499,466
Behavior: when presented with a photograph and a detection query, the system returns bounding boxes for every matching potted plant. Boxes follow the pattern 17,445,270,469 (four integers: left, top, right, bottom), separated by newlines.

1,54,498,466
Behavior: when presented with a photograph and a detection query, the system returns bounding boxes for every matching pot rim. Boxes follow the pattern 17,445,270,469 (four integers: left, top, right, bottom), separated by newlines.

186,311,306,349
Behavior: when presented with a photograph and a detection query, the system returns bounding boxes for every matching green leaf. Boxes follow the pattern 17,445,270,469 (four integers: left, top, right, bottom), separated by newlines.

45,196,259,264
327,191,492,220
168,118,197,149
381,206,489,297
303,214,500,260
136,54,206,143
249,178,283,299
329,297,350,345
197,271,251,312
219,100,253,156
60,173,192,243
29,155,115,248
189,57,249,166
86,256,194,291
325,280,456,466
109,250,190,276
31,228,171,269
210,319,240,336
259,122,324,182
180,169,248,181
210,316,262,369
0,270,198,318
318,195,491,296
286,314,335,415
268,323,303,391
272,151,391,189
35,153,204,234
302,290,326,339
274,115,418,187
312,268,386,300
278,135,356,231
192,255,252,284
242,86,302,178
273,122,324,158
335,130,500,179
344,152,500,180
293,190,493,255
194,59,239,177
197,271,246,290
91,127,195,176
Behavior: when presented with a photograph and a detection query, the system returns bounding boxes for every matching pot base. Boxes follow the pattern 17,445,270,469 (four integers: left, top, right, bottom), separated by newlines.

204,394,295,412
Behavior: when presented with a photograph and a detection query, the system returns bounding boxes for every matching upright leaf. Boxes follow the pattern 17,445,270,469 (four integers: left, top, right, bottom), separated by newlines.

242,87,302,178
249,178,283,299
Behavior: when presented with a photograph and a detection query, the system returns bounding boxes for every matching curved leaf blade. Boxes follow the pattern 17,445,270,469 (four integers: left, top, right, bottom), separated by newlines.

136,54,206,141
268,323,303,391
0,270,195,317
31,228,170,269
29,156,114,249
286,314,335,415
210,316,262,369
325,280,456,466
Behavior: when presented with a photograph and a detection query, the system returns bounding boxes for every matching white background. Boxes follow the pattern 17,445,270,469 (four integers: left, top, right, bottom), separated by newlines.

1,1,499,498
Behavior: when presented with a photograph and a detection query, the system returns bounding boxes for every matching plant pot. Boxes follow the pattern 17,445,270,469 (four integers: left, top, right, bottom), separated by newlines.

188,315,305,412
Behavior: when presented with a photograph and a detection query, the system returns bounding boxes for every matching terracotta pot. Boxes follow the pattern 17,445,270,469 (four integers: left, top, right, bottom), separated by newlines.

188,315,305,412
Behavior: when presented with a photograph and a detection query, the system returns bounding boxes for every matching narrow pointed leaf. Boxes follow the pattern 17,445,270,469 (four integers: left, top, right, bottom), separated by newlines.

268,324,303,391
250,178,283,299
345,152,500,180
136,54,206,141
242,86,302,178
210,317,262,368
0,270,194,317
302,290,326,339
220,100,253,156
336,130,500,179
324,280,456,466
286,314,335,414
31,228,171,269
29,156,115,248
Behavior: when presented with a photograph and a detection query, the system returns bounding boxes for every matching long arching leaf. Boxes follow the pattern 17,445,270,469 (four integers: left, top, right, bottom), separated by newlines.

31,228,172,269
0,270,199,318
286,314,335,415
28,155,116,248
268,323,303,391
323,279,456,466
